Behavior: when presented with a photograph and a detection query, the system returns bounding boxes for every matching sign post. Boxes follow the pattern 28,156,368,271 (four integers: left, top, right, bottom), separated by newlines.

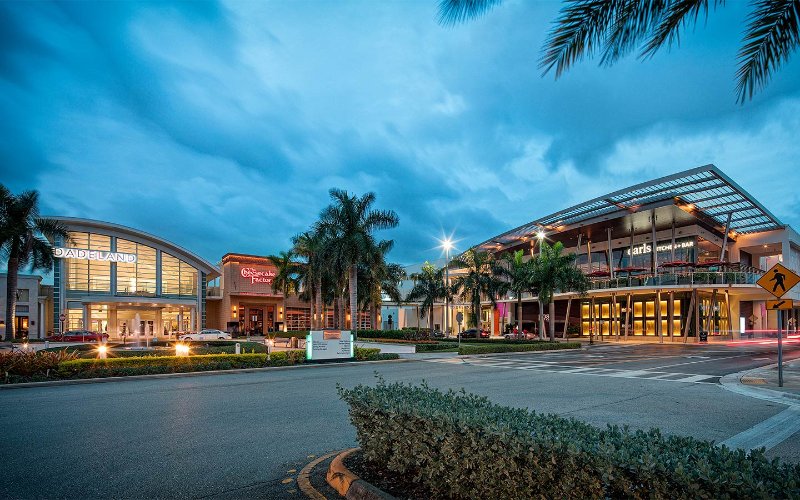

757,263,800,387
456,311,464,346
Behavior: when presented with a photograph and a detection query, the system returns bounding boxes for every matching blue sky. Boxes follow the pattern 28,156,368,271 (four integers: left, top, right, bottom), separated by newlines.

2,0,799,267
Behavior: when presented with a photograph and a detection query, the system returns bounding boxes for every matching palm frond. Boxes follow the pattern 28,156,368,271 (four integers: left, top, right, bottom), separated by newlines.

437,0,504,27
736,0,800,103
641,0,717,58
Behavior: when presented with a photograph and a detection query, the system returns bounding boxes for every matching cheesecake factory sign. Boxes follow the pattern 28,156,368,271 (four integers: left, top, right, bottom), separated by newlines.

53,247,138,263
240,267,276,285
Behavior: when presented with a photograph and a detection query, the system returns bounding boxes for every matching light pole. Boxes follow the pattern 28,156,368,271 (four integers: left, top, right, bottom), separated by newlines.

536,230,546,340
441,238,454,338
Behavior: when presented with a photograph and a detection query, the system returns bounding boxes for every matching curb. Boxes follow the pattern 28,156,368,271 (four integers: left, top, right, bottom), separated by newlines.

298,451,339,500
326,448,396,500
719,363,800,407
0,357,411,390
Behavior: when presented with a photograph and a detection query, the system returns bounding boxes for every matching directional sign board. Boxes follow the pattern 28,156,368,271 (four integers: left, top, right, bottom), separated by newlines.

766,299,793,310
757,263,800,298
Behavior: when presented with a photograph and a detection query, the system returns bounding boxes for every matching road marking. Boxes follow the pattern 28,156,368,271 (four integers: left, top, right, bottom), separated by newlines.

720,406,800,451
424,358,717,384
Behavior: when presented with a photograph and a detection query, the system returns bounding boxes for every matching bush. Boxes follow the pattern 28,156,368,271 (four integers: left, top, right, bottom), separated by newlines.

0,350,79,380
56,351,307,379
354,347,399,361
339,380,800,499
458,342,581,355
414,343,459,352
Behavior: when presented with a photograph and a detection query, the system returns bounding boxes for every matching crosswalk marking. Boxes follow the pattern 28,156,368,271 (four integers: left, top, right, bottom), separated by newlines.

422,357,719,384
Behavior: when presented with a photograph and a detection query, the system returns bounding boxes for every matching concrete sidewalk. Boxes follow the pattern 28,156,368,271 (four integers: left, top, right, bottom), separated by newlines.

721,358,800,407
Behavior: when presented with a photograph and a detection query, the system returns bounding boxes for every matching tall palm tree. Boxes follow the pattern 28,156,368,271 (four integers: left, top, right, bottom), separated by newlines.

315,189,399,334
293,230,327,329
358,240,406,330
449,248,505,331
406,262,449,336
438,0,800,103
268,250,299,332
0,186,69,341
498,249,535,336
530,241,590,341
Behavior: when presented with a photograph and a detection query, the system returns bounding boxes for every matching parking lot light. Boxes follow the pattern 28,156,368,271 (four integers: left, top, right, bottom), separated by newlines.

97,344,108,359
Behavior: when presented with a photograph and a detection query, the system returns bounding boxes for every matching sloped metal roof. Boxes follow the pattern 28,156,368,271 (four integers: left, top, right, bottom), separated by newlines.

477,164,783,251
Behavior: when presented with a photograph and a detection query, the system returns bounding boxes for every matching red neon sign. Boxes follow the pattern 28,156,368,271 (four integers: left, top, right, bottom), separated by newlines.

240,267,276,285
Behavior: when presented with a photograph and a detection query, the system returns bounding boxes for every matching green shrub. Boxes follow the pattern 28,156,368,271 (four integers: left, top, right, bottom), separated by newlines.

339,380,800,499
353,347,398,361
458,342,581,355
414,343,459,352
0,350,79,380
56,351,307,379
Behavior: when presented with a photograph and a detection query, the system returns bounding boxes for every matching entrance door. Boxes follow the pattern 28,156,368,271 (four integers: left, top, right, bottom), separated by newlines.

249,308,264,335
266,306,275,333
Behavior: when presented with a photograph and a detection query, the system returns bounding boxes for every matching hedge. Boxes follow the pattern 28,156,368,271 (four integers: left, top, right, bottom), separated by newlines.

458,342,581,355
56,351,307,379
439,337,571,344
339,380,800,499
414,343,460,352
354,347,399,361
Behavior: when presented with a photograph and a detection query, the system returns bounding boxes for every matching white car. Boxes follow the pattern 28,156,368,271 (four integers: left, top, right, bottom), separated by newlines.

179,329,231,341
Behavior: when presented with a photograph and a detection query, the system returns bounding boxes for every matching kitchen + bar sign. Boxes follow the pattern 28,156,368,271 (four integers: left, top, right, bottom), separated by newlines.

53,247,137,263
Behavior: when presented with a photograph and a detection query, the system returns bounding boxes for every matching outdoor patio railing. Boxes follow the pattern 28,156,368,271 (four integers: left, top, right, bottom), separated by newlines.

587,271,763,290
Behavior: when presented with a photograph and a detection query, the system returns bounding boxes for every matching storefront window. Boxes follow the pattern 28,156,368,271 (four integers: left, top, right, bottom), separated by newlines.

116,239,156,296
161,252,198,298
286,307,311,331
65,232,111,293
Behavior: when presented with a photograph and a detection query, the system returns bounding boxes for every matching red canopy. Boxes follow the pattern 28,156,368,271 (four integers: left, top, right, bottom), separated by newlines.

614,266,647,273
586,270,611,277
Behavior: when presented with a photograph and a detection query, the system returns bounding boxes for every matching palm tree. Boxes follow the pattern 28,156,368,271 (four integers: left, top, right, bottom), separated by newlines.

358,241,406,330
268,250,299,333
292,230,325,329
529,241,590,341
438,0,800,103
498,249,535,337
315,189,399,334
406,262,449,336
0,186,69,341
449,248,505,331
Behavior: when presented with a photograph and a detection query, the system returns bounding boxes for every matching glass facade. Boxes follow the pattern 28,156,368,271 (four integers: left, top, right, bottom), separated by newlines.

116,239,157,296
161,252,198,298
65,232,112,293
581,297,684,337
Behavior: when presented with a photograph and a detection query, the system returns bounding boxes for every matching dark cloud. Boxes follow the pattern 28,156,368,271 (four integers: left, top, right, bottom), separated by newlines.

1,0,799,269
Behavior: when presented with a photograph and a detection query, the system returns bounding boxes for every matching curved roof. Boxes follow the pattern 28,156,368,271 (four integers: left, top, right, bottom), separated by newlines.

476,164,784,252
48,217,219,277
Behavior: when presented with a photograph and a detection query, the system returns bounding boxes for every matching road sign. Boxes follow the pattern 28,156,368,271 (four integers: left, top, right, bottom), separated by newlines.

766,299,793,310
757,263,800,298
59,313,65,322
456,312,464,325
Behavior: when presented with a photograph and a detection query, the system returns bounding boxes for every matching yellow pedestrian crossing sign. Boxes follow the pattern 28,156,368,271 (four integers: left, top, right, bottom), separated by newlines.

757,263,800,298
766,299,793,310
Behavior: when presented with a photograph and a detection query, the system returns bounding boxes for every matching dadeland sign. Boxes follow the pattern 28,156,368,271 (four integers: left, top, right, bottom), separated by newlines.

53,247,137,263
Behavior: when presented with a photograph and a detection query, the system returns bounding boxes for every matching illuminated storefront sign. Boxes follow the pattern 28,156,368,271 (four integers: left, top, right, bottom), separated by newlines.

626,239,694,256
53,247,137,263
240,267,276,284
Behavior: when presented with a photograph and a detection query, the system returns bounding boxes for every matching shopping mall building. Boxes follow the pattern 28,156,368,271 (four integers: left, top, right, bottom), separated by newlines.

470,164,800,340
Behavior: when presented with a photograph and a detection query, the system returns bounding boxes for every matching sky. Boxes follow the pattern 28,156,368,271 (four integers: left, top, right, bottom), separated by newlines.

2,0,799,268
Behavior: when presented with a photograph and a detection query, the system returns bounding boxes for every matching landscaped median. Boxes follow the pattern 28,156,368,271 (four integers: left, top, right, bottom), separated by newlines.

0,347,398,384
338,380,800,499
457,341,581,355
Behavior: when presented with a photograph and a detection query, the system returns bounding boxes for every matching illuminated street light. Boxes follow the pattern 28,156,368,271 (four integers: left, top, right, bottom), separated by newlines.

97,344,108,359
175,343,190,356
439,236,456,340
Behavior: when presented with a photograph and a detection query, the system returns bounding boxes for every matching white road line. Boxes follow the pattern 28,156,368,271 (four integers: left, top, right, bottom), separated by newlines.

646,353,752,370
720,406,800,451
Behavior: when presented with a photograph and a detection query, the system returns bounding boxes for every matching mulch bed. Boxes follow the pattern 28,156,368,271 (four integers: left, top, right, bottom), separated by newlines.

343,450,430,500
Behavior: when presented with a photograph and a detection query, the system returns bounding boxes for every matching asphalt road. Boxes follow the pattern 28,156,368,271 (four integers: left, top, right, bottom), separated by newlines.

1,343,798,499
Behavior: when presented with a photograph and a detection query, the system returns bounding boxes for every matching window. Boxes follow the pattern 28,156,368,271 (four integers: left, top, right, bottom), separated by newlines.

286,307,311,331
161,252,198,298
116,239,156,296
16,289,29,302
64,232,111,293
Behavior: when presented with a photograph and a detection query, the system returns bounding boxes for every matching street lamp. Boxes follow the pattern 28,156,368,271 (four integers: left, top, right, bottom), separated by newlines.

440,237,455,339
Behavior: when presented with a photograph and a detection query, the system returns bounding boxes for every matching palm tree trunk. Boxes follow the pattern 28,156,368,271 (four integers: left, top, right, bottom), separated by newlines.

4,254,19,341
430,303,434,337
349,264,358,333
549,301,556,341
315,282,323,329
538,299,545,340
517,295,522,336
308,289,314,331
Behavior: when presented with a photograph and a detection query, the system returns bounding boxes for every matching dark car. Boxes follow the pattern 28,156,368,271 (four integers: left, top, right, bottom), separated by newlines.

460,328,489,339
48,330,109,342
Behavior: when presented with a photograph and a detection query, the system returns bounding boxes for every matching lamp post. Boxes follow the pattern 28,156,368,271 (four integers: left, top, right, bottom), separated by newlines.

536,230,546,340
441,238,454,338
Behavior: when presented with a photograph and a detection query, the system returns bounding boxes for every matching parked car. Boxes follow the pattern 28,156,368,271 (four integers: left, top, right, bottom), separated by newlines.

460,328,489,339
179,329,231,341
504,329,536,340
48,330,109,343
